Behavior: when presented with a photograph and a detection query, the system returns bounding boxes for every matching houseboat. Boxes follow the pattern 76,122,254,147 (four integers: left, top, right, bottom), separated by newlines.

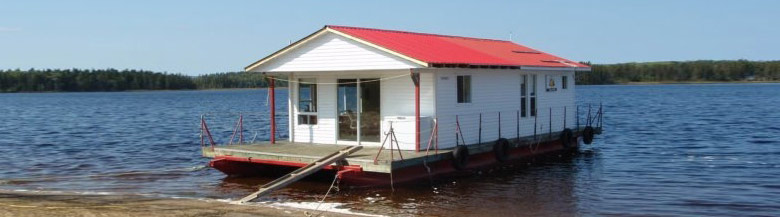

201,25,602,190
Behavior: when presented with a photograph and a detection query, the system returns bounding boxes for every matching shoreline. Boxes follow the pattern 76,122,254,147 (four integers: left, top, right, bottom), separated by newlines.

579,80,780,85
0,189,364,217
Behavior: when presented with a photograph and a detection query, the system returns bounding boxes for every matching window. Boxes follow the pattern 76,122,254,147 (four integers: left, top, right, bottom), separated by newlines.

457,75,472,103
521,75,527,117
298,78,317,125
562,75,568,89
530,75,537,116
298,115,317,125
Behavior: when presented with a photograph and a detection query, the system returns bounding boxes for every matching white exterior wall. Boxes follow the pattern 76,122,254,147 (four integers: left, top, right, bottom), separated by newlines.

434,68,576,149
289,70,434,150
253,32,420,72
379,71,435,149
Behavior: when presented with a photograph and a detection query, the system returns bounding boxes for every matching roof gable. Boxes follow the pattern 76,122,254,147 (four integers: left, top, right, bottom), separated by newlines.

247,30,422,72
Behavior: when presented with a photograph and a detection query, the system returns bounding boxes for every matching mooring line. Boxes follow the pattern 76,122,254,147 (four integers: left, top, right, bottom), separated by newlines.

304,173,340,217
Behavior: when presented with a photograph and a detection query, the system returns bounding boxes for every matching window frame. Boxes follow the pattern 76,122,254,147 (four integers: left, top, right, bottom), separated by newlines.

562,75,568,89
530,74,537,117
457,75,472,104
521,74,528,117
297,78,318,125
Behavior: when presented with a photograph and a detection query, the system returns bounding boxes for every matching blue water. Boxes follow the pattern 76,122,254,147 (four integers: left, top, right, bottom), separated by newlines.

1,84,779,216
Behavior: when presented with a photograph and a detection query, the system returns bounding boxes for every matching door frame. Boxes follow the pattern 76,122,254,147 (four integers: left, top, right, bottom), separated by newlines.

335,77,381,146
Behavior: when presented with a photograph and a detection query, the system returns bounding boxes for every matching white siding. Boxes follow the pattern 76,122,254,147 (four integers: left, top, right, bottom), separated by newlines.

253,32,421,72
290,73,339,144
289,70,434,150
379,70,435,149
434,68,576,149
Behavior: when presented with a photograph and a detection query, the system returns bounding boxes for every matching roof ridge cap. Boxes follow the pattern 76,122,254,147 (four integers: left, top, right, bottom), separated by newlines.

325,25,511,43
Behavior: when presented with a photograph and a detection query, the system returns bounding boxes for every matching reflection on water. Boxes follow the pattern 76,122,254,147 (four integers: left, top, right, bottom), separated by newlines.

1,84,780,216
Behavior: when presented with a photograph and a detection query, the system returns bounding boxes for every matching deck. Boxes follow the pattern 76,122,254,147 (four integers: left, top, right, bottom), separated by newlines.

202,141,453,173
201,126,601,174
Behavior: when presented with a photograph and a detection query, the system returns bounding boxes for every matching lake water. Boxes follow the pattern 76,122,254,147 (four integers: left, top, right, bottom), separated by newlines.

1,84,779,216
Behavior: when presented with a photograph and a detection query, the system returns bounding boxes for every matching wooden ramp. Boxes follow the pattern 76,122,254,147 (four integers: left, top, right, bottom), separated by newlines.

237,145,363,203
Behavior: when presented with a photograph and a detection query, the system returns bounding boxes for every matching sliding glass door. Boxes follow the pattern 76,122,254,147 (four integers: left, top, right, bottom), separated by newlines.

337,79,358,141
337,78,380,143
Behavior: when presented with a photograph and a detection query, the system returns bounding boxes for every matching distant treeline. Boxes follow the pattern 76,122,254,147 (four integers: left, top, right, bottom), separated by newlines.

0,69,281,92
4,60,780,92
578,60,780,85
192,72,278,89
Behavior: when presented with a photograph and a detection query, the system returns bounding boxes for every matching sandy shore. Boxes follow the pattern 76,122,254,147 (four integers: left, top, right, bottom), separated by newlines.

0,190,362,217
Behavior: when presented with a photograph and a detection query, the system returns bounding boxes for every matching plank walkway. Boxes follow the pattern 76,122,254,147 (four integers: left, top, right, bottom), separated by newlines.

237,145,363,203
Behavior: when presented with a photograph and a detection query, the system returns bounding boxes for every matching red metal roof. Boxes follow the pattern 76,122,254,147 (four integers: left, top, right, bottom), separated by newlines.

327,25,589,69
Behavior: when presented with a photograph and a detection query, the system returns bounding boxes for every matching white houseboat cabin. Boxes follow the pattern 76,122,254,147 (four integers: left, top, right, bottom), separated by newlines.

245,25,592,151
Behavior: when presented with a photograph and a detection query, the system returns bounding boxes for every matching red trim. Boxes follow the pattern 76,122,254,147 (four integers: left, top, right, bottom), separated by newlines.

269,76,276,144
213,155,360,171
336,165,364,179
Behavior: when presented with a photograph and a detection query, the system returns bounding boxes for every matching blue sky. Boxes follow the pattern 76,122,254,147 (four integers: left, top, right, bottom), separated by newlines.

1,0,778,75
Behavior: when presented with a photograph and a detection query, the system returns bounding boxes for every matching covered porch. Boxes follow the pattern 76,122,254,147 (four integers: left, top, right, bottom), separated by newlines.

264,69,435,151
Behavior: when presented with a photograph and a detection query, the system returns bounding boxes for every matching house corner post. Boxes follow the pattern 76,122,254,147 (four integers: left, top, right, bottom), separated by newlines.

268,74,276,144
411,69,420,152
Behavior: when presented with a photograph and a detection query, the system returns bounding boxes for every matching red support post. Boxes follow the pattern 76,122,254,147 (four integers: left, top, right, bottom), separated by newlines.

411,69,420,152
269,75,276,144
201,118,216,150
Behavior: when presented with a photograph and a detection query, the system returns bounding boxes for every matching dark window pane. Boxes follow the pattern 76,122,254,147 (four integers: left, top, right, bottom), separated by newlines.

457,75,471,103
521,99,527,117
521,75,527,96
298,78,317,112
457,76,464,103
562,76,568,89
298,115,317,125
298,115,306,125
464,76,471,103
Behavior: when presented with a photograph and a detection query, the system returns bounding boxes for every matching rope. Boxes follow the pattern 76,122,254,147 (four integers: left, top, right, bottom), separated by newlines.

304,174,340,217
529,137,542,154
268,73,409,85
389,169,395,193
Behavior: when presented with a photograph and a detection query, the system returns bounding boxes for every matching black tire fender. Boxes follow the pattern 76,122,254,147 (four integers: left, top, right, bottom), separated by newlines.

583,126,595,145
452,145,469,170
493,138,510,162
561,128,574,148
